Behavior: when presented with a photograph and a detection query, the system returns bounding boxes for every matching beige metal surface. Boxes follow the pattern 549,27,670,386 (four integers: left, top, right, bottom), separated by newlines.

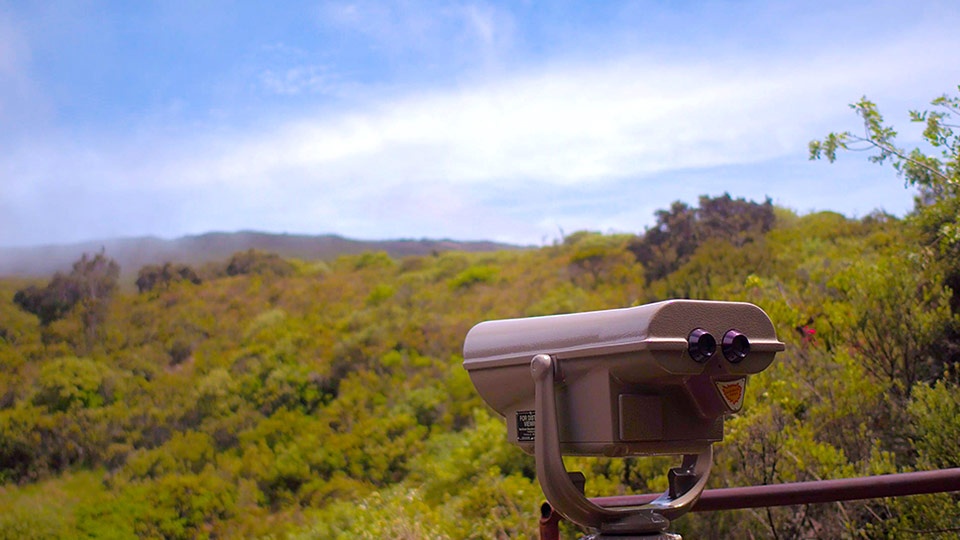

463,299,785,456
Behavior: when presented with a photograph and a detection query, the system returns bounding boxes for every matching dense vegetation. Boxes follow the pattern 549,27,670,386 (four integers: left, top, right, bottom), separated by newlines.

2,90,959,538
0,232,519,280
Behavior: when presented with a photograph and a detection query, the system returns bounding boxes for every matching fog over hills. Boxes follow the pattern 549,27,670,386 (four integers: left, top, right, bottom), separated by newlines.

0,231,524,278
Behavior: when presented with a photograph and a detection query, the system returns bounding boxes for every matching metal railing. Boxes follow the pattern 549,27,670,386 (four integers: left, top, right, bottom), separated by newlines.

539,468,960,539
591,467,960,511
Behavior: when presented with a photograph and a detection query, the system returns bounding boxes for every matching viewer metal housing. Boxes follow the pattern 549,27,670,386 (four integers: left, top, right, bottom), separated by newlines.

463,299,785,537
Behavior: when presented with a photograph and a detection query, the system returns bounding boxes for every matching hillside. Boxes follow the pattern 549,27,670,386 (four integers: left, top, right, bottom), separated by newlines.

2,191,959,538
0,231,523,278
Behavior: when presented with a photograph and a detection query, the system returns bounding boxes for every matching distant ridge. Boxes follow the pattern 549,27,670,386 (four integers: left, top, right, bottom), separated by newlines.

0,231,525,278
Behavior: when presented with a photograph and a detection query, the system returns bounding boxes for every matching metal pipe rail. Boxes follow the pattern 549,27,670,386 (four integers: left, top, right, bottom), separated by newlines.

590,467,960,511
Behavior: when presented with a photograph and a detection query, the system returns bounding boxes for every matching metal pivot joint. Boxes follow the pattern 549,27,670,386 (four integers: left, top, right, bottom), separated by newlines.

531,354,711,536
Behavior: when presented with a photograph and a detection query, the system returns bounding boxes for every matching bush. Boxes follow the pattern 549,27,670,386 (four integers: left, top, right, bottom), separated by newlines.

136,263,201,293
448,266,498,290
226,250,294,277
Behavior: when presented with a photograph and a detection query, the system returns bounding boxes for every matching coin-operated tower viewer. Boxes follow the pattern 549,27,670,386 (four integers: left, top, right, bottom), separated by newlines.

463,299,785,538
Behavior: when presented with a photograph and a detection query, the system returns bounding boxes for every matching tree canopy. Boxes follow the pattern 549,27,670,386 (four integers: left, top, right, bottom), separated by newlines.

628,193,775,282
13,252,119,334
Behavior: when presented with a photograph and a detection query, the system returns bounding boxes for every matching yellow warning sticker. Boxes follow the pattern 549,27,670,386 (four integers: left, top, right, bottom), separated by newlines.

716,378,746,411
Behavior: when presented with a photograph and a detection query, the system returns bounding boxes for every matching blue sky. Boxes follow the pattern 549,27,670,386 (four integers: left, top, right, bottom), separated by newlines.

2,1,959,247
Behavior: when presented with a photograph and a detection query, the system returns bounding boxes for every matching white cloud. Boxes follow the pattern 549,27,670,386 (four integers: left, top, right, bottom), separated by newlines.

464,4,496,47
2,3,959,246
318,0,514,62
259,65,335,96
0,12,47,131
170,30,954,194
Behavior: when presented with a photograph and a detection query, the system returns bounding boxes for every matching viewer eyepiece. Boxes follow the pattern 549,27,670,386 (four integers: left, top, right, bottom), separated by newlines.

722,330,750,363
687,328,716,363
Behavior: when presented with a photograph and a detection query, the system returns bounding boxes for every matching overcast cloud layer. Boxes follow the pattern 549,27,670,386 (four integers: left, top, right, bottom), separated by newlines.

2,1,959,247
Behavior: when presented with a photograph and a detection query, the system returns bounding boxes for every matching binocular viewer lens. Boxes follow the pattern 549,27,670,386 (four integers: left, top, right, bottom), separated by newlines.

687,328,716,362
687,328,751,363
722,330,750,363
